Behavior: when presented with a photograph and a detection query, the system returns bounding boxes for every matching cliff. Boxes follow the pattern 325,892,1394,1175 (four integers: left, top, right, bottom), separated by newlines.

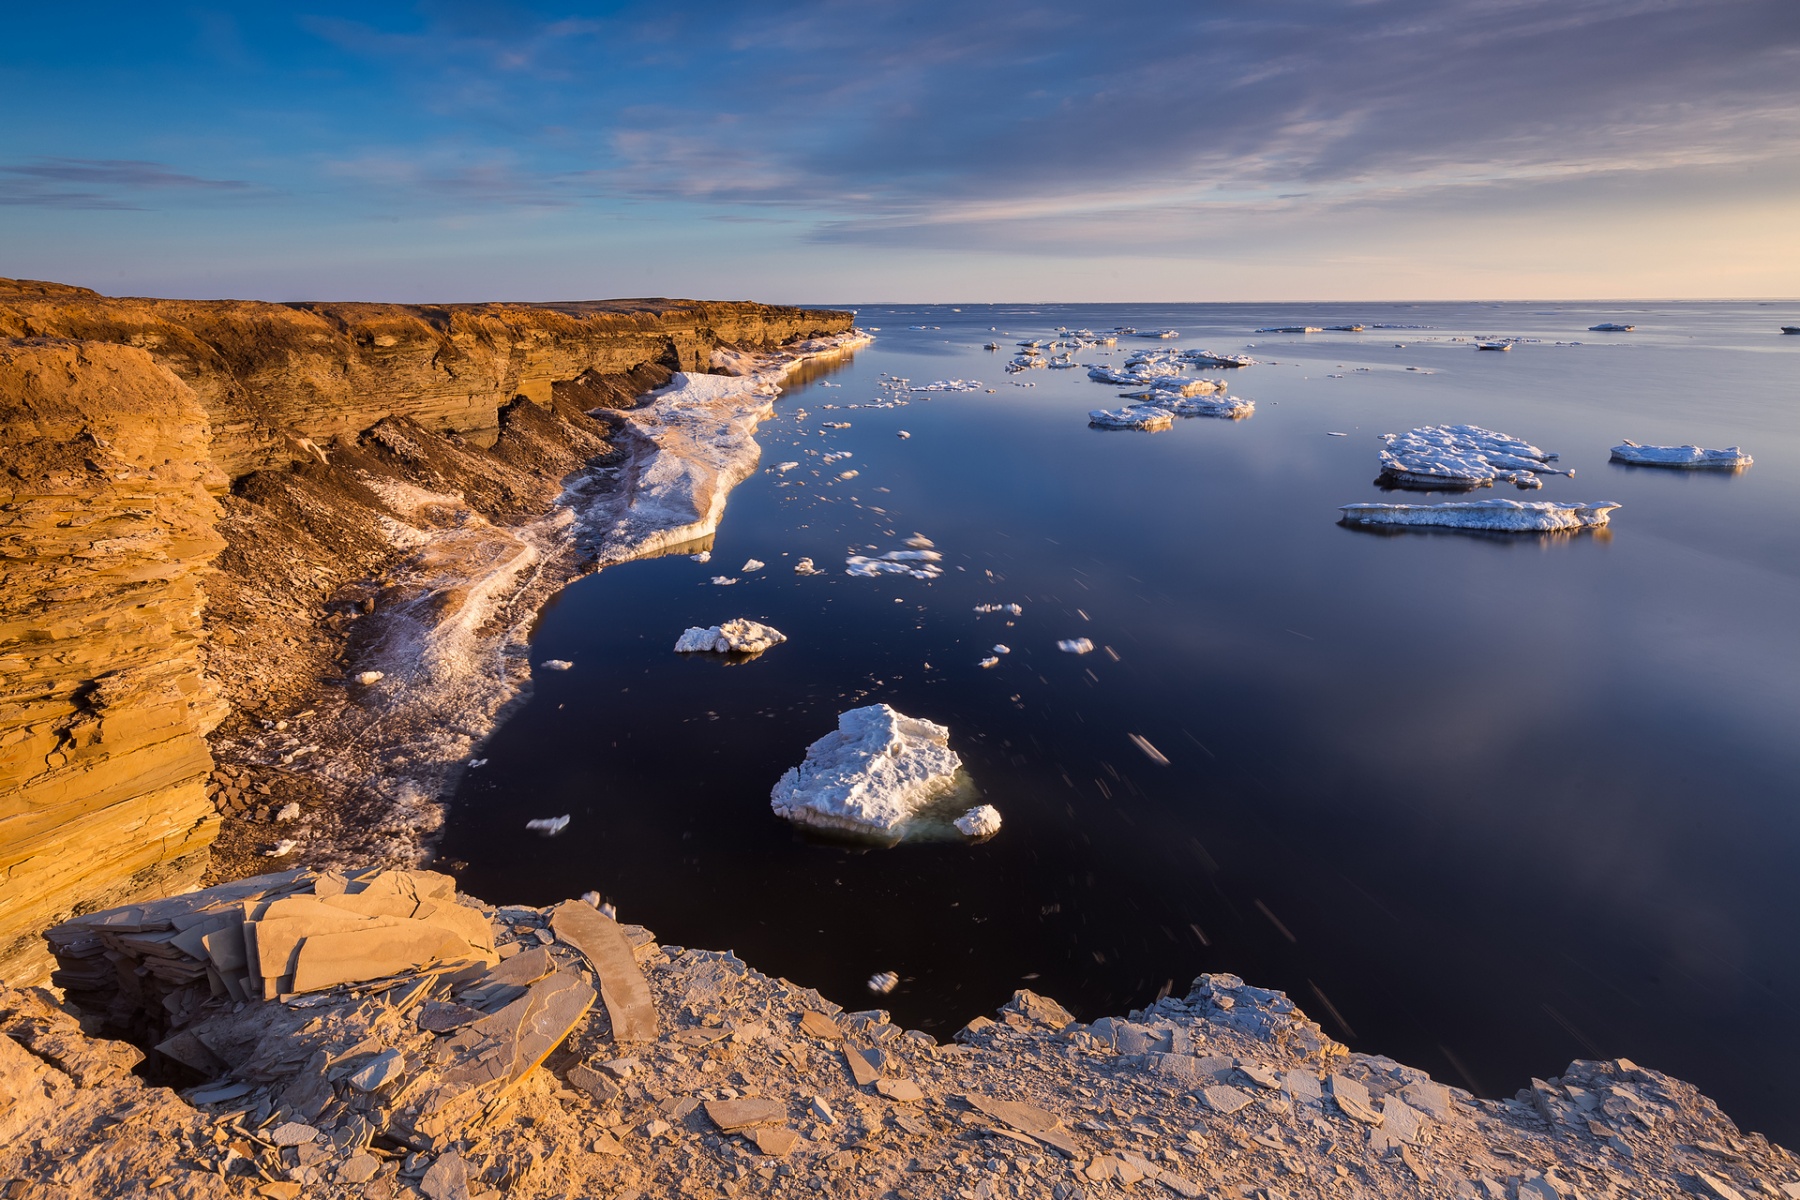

0,280,856,987
0,340,225,984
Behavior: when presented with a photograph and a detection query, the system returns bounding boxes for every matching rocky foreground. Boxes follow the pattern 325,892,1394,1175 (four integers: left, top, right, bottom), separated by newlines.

3,867,1790,1200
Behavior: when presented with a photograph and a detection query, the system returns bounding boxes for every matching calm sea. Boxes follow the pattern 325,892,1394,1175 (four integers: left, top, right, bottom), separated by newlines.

440,302,1800,1140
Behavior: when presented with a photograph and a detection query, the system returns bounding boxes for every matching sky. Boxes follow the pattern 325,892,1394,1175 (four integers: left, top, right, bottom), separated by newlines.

2,1,1797,303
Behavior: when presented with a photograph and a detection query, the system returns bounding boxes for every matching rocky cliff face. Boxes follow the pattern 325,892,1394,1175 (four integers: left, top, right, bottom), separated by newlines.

0,280,856,986
0,340,225,985
0,278,853,479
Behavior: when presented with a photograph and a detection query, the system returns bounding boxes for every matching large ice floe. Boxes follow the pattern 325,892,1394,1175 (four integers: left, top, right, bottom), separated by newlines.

1090,405,1175,431
769,705,985,843
673,619,787,657
1339,499,1620,532
847,534,943,579
1379,424,1571,490
1610,441,1752,469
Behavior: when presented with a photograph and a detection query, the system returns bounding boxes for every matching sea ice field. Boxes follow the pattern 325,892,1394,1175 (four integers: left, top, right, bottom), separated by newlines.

441,301,1800,1141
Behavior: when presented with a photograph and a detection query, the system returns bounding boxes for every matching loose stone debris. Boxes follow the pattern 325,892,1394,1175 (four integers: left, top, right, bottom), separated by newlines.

12,899,1785,1199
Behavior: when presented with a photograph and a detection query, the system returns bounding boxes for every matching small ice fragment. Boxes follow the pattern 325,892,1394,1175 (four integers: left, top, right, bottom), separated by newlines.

845,547,943,579
275,802,301,823
542,659,574,671
1327,431,1349,437
711,576,739,585
1089,405,1174,431
1058,638,1095,655
905,533,935,549
264,839,298,858
742,559,765,572
794,557,822,575
1588,322,1635,332
526,815,571,836
973,603,1023,615
868,971,900,995
673,619,787,656
1338,499,1620,532
897,430,911,439
1609,441,1751,469
1128,734,1170,766
469,758,487,768
992,644,1010,655
774,462,800,474
355,670,384,685
979,656,1000,669
580,891,602,907
691,550,713,563
954,805,1003,838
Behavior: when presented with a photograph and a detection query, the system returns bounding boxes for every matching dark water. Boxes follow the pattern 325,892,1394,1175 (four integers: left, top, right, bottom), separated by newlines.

441,302,1800,1140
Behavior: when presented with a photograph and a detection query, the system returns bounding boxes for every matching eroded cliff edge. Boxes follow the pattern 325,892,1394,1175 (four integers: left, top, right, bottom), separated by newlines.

0,278,855,985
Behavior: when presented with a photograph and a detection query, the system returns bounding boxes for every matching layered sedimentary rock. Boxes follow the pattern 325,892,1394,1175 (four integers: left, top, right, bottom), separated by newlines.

0,340,225,985
0,278,854,479
0,279,856,986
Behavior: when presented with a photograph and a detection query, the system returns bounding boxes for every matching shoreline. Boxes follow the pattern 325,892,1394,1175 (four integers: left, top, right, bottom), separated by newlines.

200,330,873,882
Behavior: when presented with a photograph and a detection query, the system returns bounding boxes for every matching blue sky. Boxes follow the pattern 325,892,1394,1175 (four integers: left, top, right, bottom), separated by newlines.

3,1,1796,302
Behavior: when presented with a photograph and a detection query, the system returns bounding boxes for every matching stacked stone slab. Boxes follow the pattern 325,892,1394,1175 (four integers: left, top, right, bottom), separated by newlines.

0,339,227,986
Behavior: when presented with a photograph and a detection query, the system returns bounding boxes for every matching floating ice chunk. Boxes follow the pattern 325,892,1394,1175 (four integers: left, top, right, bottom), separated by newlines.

674,618,788,656
846,547,943,579
774,462,799,474
1182,349,1257,368
1128,376,1227,398
1475,341,1512,351
1136,329,1180,339
910,379,985,392
955,805,1003,838
541,659,574,671
1089,405,1175,431
264,839,298,858
992,644,1010,655
1058,638,1095,655
1255,326,1322,334
1379,424,1568,490
973,603,1023,615
742,559,765,572
794,557,822,575
355,670,384,685
1610,441,1752,469
1326,324,1365,332
838,470,858,480
897,430,911,439
526,814,571,836
905,533,935,549
1339,499,1620,532
1589,322,1635,332
868,971,900,995
1327,431,1348,437
979,656,1000,669
1163,394,1254,419
770,704,966,838
711,575,739,585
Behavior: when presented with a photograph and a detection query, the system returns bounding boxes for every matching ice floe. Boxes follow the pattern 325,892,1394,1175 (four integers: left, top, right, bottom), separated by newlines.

526,815,571,836
1475,341,1512,351
794,557,822,575
910,379,985,392
992,644,1010,655
769,704,975,841
742,559,765,572
1058,638,1095,654
1089,405,1175,431
541,659,574,671
1183,350,1257,368
1589,322,1635,332
710,575,738,585
954,805,1003,838
691,550,713,562
1339,499,1620,532
867,971,900,995
1379,424,1570,490
845,548,944,579
974,603,1023,615
978,656,1000,669
1255,326,1322,334
1610,441,1752,469
1162,394,1254,419
674,619,788,656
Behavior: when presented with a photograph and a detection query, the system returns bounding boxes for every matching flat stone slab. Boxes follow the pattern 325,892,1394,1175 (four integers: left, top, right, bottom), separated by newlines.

798,1011,842,1040
550,900,658,1043
705,1098,786,1131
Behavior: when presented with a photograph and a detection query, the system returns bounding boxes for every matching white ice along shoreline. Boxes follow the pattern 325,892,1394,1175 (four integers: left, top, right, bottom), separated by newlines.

594,330,874,565
770,705,990,844
1610,441,1752,469
1339,500,1620,532
673,619,788,656
1379,424,1571,490
268,329,872,869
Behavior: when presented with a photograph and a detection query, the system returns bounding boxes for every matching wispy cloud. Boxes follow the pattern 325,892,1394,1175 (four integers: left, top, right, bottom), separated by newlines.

0,158,251,209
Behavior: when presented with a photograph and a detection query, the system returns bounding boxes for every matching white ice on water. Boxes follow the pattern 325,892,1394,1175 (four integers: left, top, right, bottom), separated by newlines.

540,659,574,671
1058,638,1095,654
954,805,1003,838
770,704,968,838
1339,499,1620,532
974,603,1023,615
910,380,985,392
526,815,571,836
1089,405,1175,431
673,619,788,656
1162,394,1255,419
1379,424,1569,489
846,543,943,579
794,557,822,575
1610,441,1752,469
